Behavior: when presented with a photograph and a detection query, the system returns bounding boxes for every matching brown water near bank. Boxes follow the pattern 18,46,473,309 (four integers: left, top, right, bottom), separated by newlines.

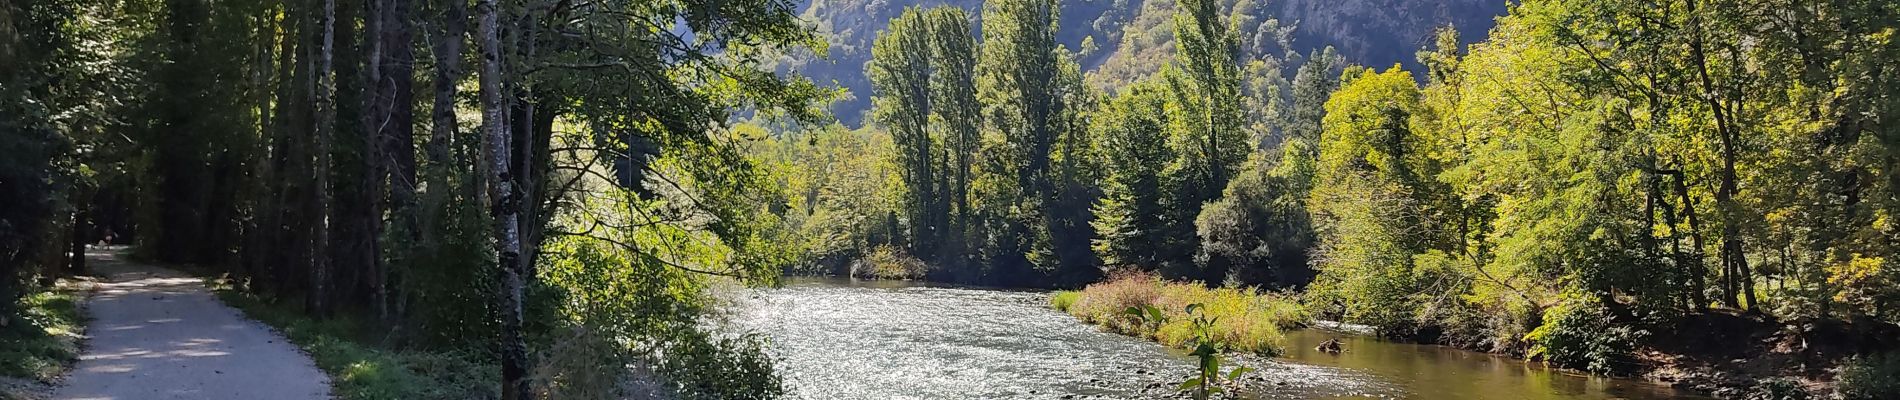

732,277,1706,399
1268,329,1704,399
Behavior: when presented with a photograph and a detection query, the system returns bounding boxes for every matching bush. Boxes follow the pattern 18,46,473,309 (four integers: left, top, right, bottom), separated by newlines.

1744,377,1810,400
852,245,927,280
1057,272,1305,355
1049,291,1080,312
1838,352,1900,400
1523,297,1639,374
654,331,782,400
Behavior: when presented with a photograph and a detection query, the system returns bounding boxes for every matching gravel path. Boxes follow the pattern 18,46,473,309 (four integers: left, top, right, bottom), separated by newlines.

53,253,331,400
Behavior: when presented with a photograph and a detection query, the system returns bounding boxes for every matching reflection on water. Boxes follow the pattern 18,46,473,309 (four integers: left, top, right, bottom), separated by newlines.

1269,329,1701,399
732,278,1702,399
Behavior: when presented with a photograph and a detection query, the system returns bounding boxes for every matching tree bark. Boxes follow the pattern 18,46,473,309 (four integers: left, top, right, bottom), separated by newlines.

1686,0,1750,311
1671,160,1710,311
383,0,418,322
310,0,337,316
476,0,530,396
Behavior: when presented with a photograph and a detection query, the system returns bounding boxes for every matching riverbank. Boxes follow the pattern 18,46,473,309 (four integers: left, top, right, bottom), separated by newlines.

1631,311,1900,398
1052,272,1305,355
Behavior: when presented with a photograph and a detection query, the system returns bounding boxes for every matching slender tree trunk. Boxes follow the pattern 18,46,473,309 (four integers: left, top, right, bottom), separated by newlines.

477,0,530,396
427,0,464,169
1685,0,1750,311
361,0,390,320
69,208,87,276
311,0,337,316
1671,161,1709,311
384,0,418,322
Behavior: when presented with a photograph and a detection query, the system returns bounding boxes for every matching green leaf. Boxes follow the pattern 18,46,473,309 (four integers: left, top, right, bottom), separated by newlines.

1176,378,1204,391
1226,366,1254,381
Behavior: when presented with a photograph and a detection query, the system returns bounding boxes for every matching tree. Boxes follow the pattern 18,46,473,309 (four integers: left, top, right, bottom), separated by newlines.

975,0,1097,285
1308,66,1447,333
1091,81,1173,269
1158,0,1249,281
1196,155,1313,288
1273,46,1343,193
473,0,528,397
867,6,977,264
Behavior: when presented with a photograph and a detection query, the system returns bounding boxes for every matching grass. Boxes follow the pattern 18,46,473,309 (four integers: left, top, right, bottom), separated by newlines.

207,280,498,400
1052,271,1307,355
0,284,85,382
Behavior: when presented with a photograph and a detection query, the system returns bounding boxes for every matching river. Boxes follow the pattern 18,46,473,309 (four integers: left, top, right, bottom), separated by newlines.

730,277,1703,399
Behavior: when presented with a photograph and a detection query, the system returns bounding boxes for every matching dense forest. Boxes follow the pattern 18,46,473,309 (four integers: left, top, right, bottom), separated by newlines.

4,0,1900,398
777,0,1508,126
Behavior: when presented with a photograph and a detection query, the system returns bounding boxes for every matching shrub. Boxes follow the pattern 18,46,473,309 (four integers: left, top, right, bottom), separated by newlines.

1049,291,1080,312
1523,296,1639,374
1838,352,1900,400
653,330,782,400
1057,272,1305,355
1744,377,1810,400
852,245,927,280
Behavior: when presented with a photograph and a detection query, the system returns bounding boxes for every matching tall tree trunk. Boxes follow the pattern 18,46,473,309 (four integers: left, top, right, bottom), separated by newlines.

383,0,418,322
1671,160,1709,311
477,0,530,396
361,0,390,320
427,0,464,169
1686,0,1750,310
311,0,337,316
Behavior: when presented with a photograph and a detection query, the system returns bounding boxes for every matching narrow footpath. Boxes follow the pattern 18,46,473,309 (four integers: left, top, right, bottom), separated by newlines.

54,252,330,400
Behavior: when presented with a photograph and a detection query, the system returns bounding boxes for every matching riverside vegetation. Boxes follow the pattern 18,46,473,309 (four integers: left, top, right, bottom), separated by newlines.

5,0,1900,398
1052,272,1304,356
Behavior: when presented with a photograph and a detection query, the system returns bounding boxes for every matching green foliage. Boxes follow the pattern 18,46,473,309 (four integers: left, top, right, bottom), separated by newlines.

537,158,786,398
1838,352,1900,400
1089,80,1174,268
975,0,1101,285
1195,156,1312,288
1127,302,1254,400
749,124,901,274
0,288,82,382
1744,377,1811,400
1049,290,1081,311
212,285,497,400
853,245,928,280
1307,66,1452,336
867,6,982,266
1523,297,1639,374
399,178,501,349
655,332,783,400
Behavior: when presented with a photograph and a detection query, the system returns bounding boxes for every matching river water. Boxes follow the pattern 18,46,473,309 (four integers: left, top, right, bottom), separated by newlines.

730,278,1703,399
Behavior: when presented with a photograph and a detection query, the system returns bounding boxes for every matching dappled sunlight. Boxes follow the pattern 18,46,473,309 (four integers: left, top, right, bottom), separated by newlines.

51,253,332,400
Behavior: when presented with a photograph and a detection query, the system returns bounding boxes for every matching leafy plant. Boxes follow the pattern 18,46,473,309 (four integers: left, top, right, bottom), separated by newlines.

1523,297,1640,374
1129,303,1254,399
1838,352,1900,400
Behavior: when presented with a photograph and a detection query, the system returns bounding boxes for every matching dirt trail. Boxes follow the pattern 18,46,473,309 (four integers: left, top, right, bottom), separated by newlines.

53,252,330,400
